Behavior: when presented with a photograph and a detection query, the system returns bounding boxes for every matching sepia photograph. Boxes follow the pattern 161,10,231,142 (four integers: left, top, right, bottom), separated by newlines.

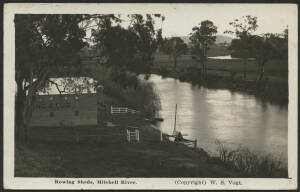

3,3,298,190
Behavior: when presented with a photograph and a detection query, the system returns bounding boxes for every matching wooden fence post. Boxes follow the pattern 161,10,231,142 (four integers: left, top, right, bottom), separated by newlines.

126,129,130,142
160,130,163,142
136,130,139,142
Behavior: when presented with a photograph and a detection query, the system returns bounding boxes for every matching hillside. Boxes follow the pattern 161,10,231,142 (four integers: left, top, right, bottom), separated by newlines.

179,35,233,45
176,35,232,56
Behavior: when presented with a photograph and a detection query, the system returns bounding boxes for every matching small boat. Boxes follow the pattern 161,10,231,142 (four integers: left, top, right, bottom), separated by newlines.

144,117,164,124
153,117,164,122
172,104,184,136
166,104,197,147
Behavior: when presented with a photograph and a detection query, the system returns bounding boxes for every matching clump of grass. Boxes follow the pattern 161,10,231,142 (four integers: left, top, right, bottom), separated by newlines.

15,144,77,177
214,140,287,177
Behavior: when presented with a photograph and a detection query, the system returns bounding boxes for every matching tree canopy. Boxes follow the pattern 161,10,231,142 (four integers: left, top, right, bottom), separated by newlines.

92,14,164,75
161,37,188,69
225,16,258,80
15,14,87,141
226,16,288,80
225,16,258,59
189,20,218,78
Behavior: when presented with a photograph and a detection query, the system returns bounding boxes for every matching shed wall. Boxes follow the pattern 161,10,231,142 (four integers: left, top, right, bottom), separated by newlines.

30,94,98,127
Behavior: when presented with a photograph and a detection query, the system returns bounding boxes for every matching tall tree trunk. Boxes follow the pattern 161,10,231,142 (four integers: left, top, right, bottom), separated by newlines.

202,60,206,80
204,59,207,80
243,58,247,80
15,79,25,141
174,57,177,69
23,71,35,142
258,61,265,81
15,61,49,143
203,47,207,80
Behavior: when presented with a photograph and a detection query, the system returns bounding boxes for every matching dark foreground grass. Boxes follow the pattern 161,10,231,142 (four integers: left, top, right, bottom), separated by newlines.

16,124,287,178
16,125,241,177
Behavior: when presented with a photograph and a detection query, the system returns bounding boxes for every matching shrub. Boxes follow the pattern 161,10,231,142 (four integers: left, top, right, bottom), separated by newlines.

93,66,161,117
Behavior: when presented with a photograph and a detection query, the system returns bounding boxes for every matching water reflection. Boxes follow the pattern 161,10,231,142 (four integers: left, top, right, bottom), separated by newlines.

147,74,288,164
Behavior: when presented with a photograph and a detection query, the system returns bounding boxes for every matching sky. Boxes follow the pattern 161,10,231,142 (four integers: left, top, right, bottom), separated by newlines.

155,4,295,37
83,4,296,40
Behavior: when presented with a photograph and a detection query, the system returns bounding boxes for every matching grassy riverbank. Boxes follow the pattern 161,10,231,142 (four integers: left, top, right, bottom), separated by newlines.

17,124,241,177
16,119,287,178
152,53,288,106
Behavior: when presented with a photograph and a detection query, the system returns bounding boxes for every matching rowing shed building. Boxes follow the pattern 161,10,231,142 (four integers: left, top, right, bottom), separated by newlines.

30,77,105,127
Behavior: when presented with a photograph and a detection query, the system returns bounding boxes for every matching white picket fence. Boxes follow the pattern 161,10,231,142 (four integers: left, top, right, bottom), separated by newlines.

126,129,139,142
110,106,139,114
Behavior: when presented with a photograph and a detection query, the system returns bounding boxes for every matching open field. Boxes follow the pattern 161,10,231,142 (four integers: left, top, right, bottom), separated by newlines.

153,53,288,78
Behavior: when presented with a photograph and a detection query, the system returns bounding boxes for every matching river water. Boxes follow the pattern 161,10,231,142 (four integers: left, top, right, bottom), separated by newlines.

146,74,288,164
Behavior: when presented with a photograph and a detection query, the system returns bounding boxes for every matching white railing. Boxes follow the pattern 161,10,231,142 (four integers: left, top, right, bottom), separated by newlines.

126,129,139,142
111,106,139,114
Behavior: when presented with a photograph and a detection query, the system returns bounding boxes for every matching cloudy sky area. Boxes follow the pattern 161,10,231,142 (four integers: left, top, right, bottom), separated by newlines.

155,4,294,37
84,4,295,40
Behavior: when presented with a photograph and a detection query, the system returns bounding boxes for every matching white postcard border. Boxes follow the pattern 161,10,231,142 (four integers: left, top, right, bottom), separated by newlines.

3,3,298,190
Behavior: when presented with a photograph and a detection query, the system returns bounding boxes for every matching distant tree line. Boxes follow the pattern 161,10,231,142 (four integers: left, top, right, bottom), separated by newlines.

160,19,218,81
160,37,188,69
226,16,288,80
160,16,288,82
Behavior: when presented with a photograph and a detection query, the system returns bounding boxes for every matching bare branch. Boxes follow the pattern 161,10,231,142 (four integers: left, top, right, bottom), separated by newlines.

47,79,66,95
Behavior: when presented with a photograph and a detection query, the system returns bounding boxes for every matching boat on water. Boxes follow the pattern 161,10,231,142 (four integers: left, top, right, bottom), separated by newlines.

154,117,164,122
165,104,197,147
172,104,187,141
144,117,164,124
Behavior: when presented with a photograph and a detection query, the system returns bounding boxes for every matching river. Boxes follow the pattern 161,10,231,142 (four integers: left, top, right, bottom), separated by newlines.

146,74,288,164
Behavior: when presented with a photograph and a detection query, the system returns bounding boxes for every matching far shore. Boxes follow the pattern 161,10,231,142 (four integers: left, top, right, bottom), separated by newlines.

151,54,288,106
